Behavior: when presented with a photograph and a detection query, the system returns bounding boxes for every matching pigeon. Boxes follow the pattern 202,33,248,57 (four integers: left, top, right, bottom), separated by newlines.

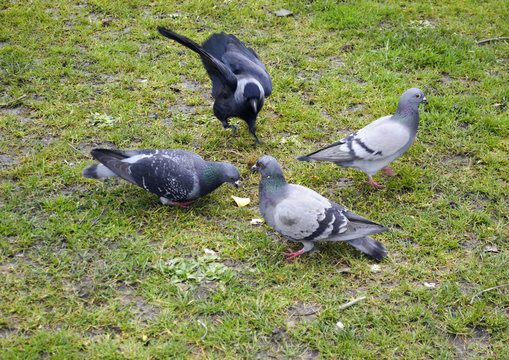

252,156,388,260
157,27,272,144
83,149,240,207
297,88,428,188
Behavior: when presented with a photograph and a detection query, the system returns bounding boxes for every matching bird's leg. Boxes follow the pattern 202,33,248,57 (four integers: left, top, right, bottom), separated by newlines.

248,124,261,145
170,200,195,208
381,166,396,177
283,249,305,261
253,133,261,146
229,124,239,137
221,119,239,137
362,176,383,189
160,197,195,208
282,241,314,261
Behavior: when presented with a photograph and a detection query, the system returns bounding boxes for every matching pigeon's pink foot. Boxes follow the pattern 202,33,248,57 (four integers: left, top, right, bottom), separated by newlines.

282,248,305,261
171,200,195,208
362,177,384,189
381,166,396,177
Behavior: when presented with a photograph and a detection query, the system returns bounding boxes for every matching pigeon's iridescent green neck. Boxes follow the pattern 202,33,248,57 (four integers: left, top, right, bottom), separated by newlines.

202,163,225,187
260,173,286,193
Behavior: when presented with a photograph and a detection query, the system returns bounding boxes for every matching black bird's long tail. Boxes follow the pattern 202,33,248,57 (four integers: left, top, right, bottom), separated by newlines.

157,27,205,57
344,236,388,259
157,27,237,93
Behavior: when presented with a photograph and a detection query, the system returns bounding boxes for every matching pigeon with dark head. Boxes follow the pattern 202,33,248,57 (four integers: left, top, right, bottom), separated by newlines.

252,155,388,260
83,149,240,207
297,88,428,188
157,27,272,144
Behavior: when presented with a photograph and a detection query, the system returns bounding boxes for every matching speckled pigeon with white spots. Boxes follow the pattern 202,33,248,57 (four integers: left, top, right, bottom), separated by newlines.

83,149,240,207
252,156,388,260
297,88,428,188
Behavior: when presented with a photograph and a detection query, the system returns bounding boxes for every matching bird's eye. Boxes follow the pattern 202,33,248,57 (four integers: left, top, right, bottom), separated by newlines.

259,162,265,168
415,94,420,98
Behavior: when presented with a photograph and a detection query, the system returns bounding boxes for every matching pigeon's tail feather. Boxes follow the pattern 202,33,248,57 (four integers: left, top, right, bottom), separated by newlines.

91,149,130,162
82,164,117,179
345,236,388,259
295,155,315,162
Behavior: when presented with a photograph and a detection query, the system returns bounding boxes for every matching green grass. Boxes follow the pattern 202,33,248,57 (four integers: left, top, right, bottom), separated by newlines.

1,0,508,358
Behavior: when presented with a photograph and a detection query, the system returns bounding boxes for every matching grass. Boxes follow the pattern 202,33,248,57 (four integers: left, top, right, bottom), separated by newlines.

0,0,508,358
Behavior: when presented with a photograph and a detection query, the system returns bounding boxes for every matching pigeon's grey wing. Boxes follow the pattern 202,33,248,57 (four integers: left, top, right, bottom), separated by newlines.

353,115,413,159
157,27,238,94
303,115,411,162
271,185,347,241
127,155,196,201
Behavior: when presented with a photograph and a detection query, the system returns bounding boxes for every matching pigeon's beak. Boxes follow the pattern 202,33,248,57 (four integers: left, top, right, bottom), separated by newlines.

249,98,258,113
250,164,258,172
234,180,240,188
422,97,428,105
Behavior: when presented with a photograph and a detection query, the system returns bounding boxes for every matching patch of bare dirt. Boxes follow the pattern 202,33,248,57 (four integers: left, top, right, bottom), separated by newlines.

447,327,493,359
0,105,33,124
440,72,473,84
441,154,473,168
287,301,321,325
255,325,320,359
0,154,19,167
116,283,160,322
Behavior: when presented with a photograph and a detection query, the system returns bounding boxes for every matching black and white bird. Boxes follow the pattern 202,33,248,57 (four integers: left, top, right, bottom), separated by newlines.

157,27,272,144
297,88,428,188
252,156,388,260
83,149,240,207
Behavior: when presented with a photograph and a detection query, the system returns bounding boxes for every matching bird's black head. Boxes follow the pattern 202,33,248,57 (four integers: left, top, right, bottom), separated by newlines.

244,82,261,100
243,82,262,114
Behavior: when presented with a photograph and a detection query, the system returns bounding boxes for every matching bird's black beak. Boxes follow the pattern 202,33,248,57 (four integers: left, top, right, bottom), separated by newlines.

422,97,428,105
234,180,240,188
249,98,258,113
250,164,258,172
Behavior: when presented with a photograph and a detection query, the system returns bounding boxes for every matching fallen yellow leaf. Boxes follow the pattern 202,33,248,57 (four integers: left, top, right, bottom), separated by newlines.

231,196,250,207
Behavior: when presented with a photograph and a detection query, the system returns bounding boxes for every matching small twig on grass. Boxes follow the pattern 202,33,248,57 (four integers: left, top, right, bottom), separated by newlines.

197,320,208,340
90,207,108,227
470,284,509,304
477,37,509,45
338,296,367,310
294,308,320,317
67,142,82,155
0,94,27,108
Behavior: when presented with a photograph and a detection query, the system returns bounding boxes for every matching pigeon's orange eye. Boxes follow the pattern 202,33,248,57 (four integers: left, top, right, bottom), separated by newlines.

259,163,265,168
415,94,420,98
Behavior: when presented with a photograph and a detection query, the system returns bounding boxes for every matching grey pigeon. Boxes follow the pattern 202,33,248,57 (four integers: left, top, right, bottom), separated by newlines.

157,27,272,144
252,156,388,260
83,149,240,207
297,88,428,188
